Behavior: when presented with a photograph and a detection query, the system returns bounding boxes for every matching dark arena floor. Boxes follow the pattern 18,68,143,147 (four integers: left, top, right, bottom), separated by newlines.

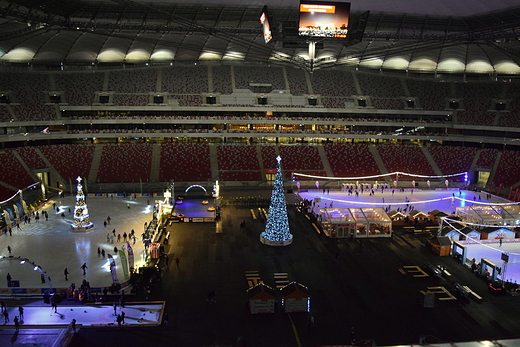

64,189,520,347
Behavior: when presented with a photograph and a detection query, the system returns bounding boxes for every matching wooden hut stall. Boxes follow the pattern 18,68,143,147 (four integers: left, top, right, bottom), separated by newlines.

409,210,429,225
429,236,452,256
429,209,448,225
388,210,406,226
281,282,310,313
247,283,276,314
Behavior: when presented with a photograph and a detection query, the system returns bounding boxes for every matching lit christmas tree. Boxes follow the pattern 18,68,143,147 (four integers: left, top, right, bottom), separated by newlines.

71,176,94,231
260,156,293,246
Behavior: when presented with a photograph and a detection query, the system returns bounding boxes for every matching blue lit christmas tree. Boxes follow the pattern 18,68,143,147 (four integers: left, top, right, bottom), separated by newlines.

260,156,293,246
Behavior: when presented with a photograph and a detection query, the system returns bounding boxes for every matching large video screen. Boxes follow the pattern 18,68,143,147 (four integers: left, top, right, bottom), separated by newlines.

260,6,273,44
299,1,350,38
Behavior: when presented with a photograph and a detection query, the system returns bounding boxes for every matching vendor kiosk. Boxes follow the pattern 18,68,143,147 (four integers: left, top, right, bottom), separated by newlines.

281,282,310,313
247,283,276,314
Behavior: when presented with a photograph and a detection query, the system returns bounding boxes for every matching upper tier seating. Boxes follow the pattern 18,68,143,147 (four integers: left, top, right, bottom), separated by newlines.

286,67,308,95
0,149,35,189
56,72,103,106
16,147,47,169
162,66,208,94
0,106,11,122
475,148,497,168
324,143,380,177
109,69,156,93
357,74,404,98
5,74,54,121
216,145,260,171
159,143,212,181
310,69,357,97
405,79,450,111
427,145,476,181
492,150,520,187
212,66,233,95
234,66,285,90
97,143,153,183
370,98,404,110
455,82,501,126
376,144,435,176
113,94,149,106
174,94,203,106
39,144,95,182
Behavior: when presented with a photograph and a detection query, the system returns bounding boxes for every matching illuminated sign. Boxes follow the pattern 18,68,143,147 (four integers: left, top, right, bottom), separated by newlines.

299,1,350,38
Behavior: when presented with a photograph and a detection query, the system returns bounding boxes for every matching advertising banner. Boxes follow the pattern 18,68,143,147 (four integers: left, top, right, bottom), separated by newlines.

107,254,118,284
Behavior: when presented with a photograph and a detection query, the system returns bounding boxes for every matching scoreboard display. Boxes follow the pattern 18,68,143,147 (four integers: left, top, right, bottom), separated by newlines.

298,1,350,38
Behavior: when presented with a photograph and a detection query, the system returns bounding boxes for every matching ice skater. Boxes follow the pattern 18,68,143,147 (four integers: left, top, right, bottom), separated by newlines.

64,268,69,281
81,263,88,275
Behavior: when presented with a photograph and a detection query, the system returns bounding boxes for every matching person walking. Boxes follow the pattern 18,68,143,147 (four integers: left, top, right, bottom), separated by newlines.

97,247,101,257
13,316,19,331
123,232,127,242
80,263,88,275
114,246,118,254
101,249,106,258
71,318,76,333
113,301,117,316
0,301,5,313
51,301,58,313
6,273,12,284
64,268,69,281
18,306,24,320
7,245,12,254
117,234,121,243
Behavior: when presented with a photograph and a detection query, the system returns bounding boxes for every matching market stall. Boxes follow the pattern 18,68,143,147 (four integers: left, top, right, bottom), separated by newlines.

281,282,310,313
247,283,276,314
319,207,392,238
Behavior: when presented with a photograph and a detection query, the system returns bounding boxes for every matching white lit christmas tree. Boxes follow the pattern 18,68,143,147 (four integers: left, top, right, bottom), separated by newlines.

71,176,94,231
260,156,293,246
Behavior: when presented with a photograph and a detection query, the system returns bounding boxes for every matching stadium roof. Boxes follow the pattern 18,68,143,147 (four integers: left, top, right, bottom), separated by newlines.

0,0,520,74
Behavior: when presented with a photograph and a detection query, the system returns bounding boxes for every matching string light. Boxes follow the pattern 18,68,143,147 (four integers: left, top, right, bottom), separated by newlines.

293,171,467,181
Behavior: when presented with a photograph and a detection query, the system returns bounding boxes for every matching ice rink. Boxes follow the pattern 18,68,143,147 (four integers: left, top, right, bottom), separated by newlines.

0,195,155,290
297,187,520,283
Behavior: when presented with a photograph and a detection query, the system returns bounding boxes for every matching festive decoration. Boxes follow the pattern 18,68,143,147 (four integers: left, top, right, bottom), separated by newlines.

71,176,94,231
260,156,293,246
293,171,467,180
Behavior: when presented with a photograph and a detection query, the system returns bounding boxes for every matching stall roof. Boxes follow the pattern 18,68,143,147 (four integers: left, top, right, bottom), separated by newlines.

281,282,310,298
247,283,276,300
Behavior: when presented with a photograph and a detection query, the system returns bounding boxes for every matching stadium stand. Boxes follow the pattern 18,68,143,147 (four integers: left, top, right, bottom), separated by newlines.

427,145,477,181
39,144,95,182
16,146,47,170
159,143,212,182
324,143,381,177
491,150,520,187
406,79,450,111
475,148,498,168
162,66,208,94
97,143,153,183
286,66,308,96
376,144,436,176
56,72,103,106
216,144,260,171
212,65,233,95
0,149,35,189
109,69,157,93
